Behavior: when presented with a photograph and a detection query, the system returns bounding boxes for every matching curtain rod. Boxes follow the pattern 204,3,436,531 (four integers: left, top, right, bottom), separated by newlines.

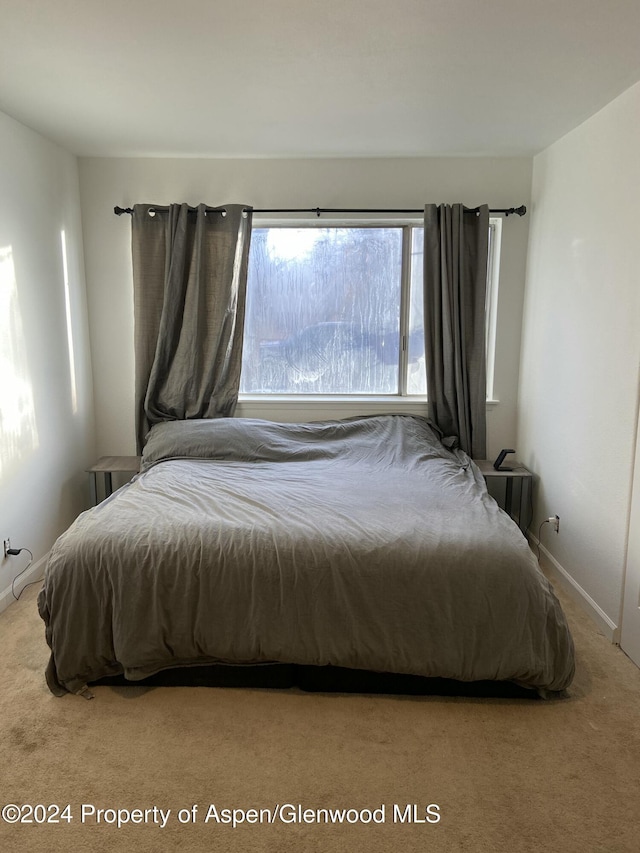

114,204,527,217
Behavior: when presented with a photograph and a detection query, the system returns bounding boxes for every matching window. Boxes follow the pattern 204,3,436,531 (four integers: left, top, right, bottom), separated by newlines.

239,217,501,400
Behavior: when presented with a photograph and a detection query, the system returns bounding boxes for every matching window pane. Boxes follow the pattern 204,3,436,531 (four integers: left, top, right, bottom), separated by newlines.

240,228,403,394
407,229,427,395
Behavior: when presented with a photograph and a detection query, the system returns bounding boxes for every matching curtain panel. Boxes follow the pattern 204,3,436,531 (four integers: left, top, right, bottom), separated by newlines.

423,203,489,459
131,203,253,452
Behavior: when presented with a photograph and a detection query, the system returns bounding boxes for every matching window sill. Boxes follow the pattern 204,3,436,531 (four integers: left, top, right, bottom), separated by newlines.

238,394,429,404
238,395,499,405
235,396,499,421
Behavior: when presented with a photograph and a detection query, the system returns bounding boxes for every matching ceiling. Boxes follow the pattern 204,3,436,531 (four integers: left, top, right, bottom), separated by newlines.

1,0,639,159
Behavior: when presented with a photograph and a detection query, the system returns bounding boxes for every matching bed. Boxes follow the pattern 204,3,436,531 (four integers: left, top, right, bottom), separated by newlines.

37,414,575,697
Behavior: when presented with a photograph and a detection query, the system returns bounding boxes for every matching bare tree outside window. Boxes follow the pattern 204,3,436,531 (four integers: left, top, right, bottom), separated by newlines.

240,220,498,401
241,227,418,394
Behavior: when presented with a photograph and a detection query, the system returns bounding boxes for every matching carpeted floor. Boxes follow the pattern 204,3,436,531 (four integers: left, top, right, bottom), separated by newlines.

1,572,639,853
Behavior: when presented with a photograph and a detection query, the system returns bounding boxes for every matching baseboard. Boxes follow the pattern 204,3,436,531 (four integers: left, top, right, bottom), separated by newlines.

527,532,619,644
0,553,48,615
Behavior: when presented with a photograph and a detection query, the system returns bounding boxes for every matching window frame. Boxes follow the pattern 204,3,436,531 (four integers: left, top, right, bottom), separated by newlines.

238,213,501,406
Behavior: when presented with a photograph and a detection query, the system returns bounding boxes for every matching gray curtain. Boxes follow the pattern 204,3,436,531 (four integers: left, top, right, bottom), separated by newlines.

423,203,489,459
132,202,253,452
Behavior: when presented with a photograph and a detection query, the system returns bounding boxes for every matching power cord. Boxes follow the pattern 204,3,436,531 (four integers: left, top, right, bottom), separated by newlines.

6,548,36,600
535,517,559,563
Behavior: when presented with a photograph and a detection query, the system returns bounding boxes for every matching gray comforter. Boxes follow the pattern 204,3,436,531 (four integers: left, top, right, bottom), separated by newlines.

38,415,575,696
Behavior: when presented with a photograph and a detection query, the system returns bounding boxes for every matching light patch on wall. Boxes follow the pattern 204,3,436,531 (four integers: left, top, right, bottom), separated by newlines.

60,230,78,414
0,245,39,481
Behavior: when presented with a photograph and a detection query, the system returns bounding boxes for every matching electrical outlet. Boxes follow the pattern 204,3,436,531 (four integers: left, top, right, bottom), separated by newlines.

553,515,560,534
3,538,10,558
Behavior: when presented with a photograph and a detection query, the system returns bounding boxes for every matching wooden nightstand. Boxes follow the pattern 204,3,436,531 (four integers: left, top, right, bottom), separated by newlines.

86,456,142,505
474,460,533,533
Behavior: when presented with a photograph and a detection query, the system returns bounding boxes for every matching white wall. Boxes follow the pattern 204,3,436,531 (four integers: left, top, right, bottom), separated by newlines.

0,110,95,609
78,156,532,459
518,80,640,632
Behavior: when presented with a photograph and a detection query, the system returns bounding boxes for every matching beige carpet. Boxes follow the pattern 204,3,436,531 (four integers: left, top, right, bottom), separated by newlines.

1,574,639,853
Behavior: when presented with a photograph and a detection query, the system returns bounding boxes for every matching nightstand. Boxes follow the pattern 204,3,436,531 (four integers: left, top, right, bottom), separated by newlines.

86,456,142,505
474,460,533,533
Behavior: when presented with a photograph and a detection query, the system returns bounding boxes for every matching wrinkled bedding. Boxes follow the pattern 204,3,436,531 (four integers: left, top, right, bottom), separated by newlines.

38,415,575,696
